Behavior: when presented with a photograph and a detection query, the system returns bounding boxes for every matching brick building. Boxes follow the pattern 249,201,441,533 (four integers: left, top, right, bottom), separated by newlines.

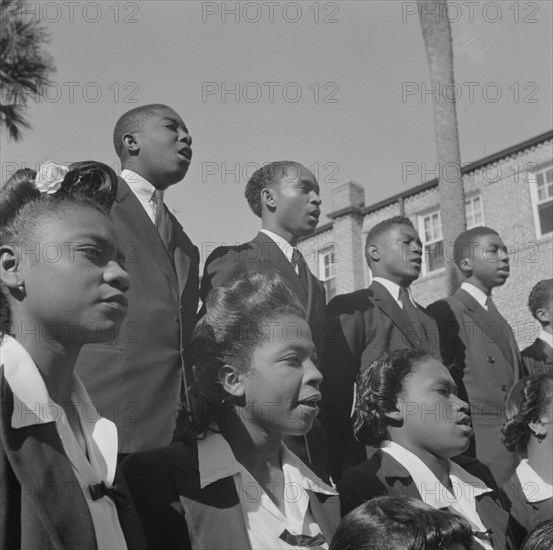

299,130,553,349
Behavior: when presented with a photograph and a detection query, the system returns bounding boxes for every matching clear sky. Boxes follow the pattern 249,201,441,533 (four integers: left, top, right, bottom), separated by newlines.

2,1,552,266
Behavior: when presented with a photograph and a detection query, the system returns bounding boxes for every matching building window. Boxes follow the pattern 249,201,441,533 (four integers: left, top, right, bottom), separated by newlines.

419,211,445,274
465,195,484,228
319,249,337,301
530,166,553,236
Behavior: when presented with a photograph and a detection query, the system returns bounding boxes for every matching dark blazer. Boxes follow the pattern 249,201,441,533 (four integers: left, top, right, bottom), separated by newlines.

200,231,329,473
502,472,553,547
201,231,326,354
428,289,521,485
521,337,553,376
338,450,512,550
76,177,199,454
0,370,146,550
121,441,341,550
322,281,441,481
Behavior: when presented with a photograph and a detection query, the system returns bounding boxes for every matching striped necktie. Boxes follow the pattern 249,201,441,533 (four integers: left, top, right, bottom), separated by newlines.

153,189,173,254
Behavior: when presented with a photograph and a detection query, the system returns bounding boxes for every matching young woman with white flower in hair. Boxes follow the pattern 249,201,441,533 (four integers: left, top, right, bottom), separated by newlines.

0,162,145,550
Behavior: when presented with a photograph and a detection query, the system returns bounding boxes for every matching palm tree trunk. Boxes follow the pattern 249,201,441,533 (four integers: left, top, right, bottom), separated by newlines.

418,0,465,294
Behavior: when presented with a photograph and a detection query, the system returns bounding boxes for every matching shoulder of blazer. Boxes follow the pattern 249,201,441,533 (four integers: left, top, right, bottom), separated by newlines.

522,338,549,361
326,288,374,317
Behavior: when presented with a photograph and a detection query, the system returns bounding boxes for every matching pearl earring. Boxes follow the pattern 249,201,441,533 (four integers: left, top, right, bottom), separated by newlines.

17,281,25,293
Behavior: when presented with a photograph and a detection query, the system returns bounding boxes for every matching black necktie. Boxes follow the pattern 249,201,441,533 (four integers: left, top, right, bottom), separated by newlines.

154,190,173,254
88,481,133,510
291,248,309,291
399,286,423,344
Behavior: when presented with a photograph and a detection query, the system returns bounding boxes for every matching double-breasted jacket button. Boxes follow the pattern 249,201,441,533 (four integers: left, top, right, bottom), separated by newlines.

500,384,509,392
487,355,495,363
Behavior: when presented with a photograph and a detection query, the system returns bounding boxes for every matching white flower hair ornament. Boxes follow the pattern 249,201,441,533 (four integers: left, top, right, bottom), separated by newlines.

35,161,70,194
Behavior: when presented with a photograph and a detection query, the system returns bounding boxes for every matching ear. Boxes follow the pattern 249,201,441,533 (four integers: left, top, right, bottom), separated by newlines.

219,364,245,398
459,256,473,274
122,132,140,155
366,243,380,263
0,244,22,289
383,408,403,422
529,419,547,437
261,188,276,210
535,307,551,326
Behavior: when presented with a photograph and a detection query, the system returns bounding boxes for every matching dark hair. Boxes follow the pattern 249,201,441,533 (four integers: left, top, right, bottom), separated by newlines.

452,226,499,268
244,161,303,218
353,348,436,446
527,279,553,321
0,161,118,334
113,103,171,158
329,496,474,550
501,374,553,453
172,270,306,444
521,519,553,550
364,216,415,264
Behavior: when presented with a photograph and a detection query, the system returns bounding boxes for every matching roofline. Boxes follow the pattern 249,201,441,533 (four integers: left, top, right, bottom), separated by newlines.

360,129,553,216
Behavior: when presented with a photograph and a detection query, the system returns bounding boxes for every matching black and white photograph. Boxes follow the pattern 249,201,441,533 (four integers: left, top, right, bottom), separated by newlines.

1,1,552,549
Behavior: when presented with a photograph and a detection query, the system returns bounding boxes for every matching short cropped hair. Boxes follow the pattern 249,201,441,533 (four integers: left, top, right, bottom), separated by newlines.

452,226,499,267
527,279,553,321
329,496,473,550
244,161,301,218
113,104,170,158
365,216,415,250
353,348,436,446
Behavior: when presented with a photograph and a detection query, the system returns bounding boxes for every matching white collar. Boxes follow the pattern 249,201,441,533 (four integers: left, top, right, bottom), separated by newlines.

121,169,157,203
538,329,553,348
461,282,489,310
260,229,295,264
197,430,336,496
516,459,553,502
380,441,491,534
372,277,415,308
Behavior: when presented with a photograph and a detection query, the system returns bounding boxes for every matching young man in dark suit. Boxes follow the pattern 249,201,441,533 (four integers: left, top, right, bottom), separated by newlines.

322,216,440,481
428,226,522,485
200,161,328,474
522,279,553,375
76,104,200,458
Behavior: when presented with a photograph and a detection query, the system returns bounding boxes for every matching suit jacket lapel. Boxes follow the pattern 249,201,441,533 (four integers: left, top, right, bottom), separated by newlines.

371,281,421,348
114,178,178,291
171,214,192,294
0,374,97,550
307,491,340,544
454,290,517,371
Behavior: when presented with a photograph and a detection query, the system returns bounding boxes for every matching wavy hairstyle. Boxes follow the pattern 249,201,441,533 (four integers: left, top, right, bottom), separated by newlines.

329,496,473,550
0,161,118,334
501,373,553,453
172,269,306,444
353,348,436,447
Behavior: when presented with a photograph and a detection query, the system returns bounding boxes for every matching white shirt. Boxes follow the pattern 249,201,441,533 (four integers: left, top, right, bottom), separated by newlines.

461,282,489,311
381,441,493,550
516,459,553,502
260,229,300,275
372,277,416,310
121,169,158,224
198,430,336,550
2,335,127,550
538,328,553,348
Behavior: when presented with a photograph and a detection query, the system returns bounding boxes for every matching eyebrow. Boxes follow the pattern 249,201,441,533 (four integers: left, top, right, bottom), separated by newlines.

431,376,458,392
161,116,188,132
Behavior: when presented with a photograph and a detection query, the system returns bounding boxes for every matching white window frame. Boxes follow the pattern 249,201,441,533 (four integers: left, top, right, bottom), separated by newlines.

529,163,553,238
465,194,484,229
418,210,445,275
319,248,337,301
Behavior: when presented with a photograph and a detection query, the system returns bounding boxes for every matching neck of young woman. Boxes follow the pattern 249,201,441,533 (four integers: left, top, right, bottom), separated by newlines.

527,437,553,484
15,326,80,405
393,438,451,487
222,413,283,475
